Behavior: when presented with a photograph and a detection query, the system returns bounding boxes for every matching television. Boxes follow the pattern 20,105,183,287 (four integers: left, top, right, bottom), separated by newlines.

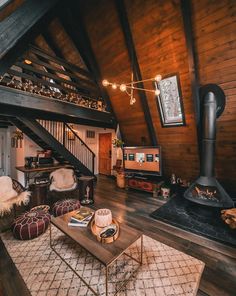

123,146,162,176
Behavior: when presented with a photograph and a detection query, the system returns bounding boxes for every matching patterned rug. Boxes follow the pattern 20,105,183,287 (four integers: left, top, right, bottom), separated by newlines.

1,226,204,296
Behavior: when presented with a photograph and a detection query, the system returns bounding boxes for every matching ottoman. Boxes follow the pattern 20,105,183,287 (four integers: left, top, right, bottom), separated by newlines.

52,199,80,217
12,210,51,240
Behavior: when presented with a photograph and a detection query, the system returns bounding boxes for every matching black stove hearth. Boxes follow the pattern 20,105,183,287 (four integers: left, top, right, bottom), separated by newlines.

150,194,236,247
184,85,234,208
150,85,236,247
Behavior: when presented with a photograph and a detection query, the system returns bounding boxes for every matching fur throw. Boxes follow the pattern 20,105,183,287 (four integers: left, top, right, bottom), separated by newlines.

49,168,77,192
0,176,30,216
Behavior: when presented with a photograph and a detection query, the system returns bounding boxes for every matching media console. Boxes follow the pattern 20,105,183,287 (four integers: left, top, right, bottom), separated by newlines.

125,173,164,196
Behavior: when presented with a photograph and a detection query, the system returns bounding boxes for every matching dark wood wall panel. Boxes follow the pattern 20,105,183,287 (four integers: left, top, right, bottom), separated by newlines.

81,0,152,146
47,18,87,70
124,0,199,180
0,0,24,21
192,0,236,191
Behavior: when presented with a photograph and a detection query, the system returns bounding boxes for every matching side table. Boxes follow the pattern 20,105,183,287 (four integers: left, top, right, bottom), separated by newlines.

78,176,94,205
29,183,48,208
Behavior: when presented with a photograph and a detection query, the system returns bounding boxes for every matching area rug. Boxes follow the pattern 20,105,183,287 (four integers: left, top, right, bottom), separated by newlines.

1,226,204,296
150,195,236,247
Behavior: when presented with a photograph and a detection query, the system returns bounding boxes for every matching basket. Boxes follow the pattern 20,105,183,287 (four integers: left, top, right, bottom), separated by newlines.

91,218,120,244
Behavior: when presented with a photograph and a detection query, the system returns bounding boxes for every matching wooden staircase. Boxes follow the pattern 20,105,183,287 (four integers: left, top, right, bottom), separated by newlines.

11,117,95,176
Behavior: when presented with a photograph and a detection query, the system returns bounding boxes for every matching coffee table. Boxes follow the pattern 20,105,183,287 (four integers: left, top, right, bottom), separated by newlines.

50,210,143,296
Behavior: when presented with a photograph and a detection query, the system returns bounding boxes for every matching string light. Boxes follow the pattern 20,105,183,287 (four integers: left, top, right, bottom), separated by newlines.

102,74,162,105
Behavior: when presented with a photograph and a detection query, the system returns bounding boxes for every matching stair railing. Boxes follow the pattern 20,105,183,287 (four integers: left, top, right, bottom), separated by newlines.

37,120,95,174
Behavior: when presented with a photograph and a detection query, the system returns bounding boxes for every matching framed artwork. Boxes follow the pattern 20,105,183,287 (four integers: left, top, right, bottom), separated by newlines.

155,73,186,127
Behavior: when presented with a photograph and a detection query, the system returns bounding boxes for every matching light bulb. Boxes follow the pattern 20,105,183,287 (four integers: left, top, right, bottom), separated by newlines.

120,84,127,92
130,97,136,105
24,59,32,65
112,83,117,89
154,74,162,82
102,79,109,86
155,89,160,96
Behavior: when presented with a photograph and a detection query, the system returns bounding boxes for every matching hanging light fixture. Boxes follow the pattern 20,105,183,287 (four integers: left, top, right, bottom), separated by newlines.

102,73,162,105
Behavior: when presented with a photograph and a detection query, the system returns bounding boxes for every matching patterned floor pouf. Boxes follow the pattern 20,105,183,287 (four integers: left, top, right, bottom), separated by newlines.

12,210,51,240
52,199,80,217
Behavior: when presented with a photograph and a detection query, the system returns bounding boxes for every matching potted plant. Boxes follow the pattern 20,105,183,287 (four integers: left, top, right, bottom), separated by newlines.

112,138,125,188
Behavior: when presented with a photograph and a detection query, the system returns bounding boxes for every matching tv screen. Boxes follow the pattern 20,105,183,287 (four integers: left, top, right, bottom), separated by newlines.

123,146,162,176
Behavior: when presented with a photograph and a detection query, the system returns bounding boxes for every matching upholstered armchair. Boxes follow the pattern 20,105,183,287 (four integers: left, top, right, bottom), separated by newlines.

47,168,80,206
0,176,30,218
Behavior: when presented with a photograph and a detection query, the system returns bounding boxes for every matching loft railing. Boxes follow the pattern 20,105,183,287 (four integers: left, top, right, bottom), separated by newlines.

37,119,95,174
0,45,107,112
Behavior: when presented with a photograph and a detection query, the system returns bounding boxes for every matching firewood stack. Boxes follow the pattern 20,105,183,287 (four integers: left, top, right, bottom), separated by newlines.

221,208,236,229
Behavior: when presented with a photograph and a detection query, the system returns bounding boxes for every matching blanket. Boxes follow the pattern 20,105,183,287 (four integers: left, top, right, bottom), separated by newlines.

49,168,77,192
0,176,30,216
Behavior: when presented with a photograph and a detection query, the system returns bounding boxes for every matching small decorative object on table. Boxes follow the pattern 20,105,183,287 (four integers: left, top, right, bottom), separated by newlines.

91,208,119,243
91,218,119,244
94,208,112,227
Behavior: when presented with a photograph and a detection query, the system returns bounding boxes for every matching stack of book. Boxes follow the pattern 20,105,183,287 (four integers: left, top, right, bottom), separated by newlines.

68,207,94,227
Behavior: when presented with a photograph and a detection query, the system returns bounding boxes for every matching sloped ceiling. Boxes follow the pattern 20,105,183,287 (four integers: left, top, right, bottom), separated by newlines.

1,0,236,190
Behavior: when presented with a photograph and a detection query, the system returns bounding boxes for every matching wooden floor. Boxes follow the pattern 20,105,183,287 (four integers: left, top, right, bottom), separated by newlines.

0,175,236,296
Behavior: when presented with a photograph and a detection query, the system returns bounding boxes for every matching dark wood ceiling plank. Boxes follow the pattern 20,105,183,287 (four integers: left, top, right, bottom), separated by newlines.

0,85,115,127
22,55,98,89
181,0,201,149
15,62,100,96
30,45,93,80
115,0,157,146
0,0,59,75
41,30,87,91
58,2,116,123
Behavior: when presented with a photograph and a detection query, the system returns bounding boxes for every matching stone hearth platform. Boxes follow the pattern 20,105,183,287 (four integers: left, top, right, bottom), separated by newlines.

150,195,236,247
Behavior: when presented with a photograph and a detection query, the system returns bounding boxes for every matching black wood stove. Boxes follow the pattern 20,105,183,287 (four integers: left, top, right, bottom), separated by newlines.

184,85,234,209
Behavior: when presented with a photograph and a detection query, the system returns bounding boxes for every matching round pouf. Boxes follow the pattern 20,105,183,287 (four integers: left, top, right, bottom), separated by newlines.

12,210,51,240
52,199,80,217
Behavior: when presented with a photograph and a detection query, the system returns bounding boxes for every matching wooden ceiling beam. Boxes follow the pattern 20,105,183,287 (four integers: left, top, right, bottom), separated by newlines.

15,62,100,97
58,2,116,124
115,0,157,146
181,0,201,150
0,86,115,127
21,55,98,89
42,31,65,60
20,55,97,89
30,45,93,80
0,0,59,75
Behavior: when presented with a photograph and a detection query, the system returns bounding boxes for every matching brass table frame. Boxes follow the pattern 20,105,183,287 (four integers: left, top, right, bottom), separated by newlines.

49,224,143,296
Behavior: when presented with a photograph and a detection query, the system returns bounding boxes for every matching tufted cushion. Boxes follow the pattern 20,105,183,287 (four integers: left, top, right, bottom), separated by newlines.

12,210,51,240
52,199,80,217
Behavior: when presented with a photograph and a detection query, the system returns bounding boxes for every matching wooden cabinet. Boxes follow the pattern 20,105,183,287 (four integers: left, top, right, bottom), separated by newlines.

126,175,163,196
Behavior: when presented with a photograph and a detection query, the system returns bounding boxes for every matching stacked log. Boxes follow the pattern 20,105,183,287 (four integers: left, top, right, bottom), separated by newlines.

221,209,236,229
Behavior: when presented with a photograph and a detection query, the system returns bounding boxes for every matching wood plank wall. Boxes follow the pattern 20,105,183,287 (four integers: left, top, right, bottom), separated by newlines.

192,0,236,191
82,0,199,180
125,0,199,180
81,0,152,146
